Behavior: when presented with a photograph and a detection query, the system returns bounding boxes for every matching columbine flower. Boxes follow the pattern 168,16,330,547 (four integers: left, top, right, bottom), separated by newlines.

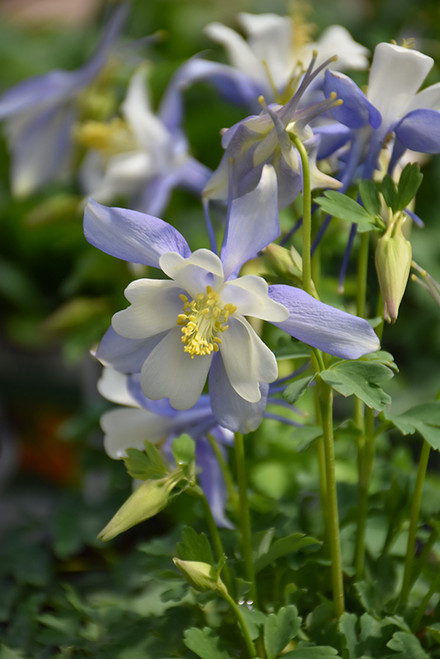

84,165,380,429
77,66,211,216
204,12,369,104
323,42,440,181
0,4,127,197
203,54,342,209
375,210,412,323
97,366,234,527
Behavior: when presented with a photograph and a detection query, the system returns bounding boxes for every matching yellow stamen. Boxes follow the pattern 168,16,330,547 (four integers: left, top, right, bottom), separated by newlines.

177,286,237,358
74,118,137,156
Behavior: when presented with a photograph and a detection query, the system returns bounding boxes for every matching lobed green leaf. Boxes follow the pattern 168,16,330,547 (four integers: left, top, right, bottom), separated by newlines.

264,605,301,659
384,401,440,450
315,190,379,232
123,442,168,481
320,361,394,410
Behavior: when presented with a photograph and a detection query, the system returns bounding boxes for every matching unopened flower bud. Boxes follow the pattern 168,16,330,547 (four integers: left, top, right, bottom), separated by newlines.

99,472,181,541
375,212,412,323
263,242,303,280
173,558,228,595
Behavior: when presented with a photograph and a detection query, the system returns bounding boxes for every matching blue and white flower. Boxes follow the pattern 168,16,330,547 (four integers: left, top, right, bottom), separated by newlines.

203,54,342,209
97,366,234,527
323,42,440,181
84,165,380,429
78,66,211,216
0,4,127,197
204,12,369,104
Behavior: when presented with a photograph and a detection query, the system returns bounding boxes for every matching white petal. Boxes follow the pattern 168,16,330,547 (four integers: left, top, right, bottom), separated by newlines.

122,67,170,155
140,327,212,409
204,21,267,86
306,25,369,71
222,275,288,321
101,408,173,458
239,12,292,91
97,367,139,407
408,82,440,112
159,249,224,297
219,315,277,402
112,279,183,339
368,43,433,128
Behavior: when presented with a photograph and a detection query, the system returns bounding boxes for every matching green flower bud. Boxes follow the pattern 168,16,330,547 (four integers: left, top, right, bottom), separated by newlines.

99,472,181,541
263,242,303,281
173,558,228,596
375,211,412,323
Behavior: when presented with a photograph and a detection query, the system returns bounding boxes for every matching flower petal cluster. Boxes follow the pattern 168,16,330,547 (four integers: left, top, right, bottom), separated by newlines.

98,366,234,528
0,4,127,197
203,55,342,209
204,12,369,103
323,42,440,179
78,66,211,216
84,165,380,430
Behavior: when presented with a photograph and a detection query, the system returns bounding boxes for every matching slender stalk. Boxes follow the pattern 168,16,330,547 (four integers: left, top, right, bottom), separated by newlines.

221,590,257,658
356,232,370,318
399,439,431,605
409,525,438,590
290,135,313,297
311,350,328,545
411,571,440,632
234,432,259,608
318,378,345,616
353,231,375,578
354,405,375,578
195,488,233,594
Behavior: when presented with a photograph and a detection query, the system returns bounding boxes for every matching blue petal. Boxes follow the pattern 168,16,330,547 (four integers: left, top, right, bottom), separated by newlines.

196,437,233,528
394,108,440,153
8,103,75,196
95,326,166,373
268,285,380,359
324,70,382,130
209,353,268,432
160,57,262,131
84,199,191,266
313,123,352,159
0,5,127,119
221,165,279,279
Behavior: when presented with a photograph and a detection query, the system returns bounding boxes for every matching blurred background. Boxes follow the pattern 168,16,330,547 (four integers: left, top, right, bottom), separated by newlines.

0,0,439,655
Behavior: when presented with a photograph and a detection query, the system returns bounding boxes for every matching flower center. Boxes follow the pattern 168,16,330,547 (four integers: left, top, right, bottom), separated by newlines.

176,286,236,358
75,118,137,156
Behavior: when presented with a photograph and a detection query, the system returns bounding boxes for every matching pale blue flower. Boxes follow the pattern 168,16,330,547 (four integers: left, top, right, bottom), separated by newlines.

323,42,440,181
79,66,211,216
0,4,127,197
203,54,342,210
204,13,369,105
84,165,380,429
97,366,234,527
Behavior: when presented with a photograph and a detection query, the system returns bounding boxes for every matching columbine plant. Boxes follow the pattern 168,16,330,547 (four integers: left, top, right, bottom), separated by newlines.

2,5,440,658
84,164,379,432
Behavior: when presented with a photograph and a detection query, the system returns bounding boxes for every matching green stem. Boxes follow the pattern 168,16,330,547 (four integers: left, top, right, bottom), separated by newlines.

311,350,328,545
353,231,376,579
221,590,258,658
291,135,313,297
234,432,259,608
318,378,345,617
409,525,438,590
356,232,370,318
192,485,233,594
354,405,375,578
399,439,431,605
411,571,440,632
